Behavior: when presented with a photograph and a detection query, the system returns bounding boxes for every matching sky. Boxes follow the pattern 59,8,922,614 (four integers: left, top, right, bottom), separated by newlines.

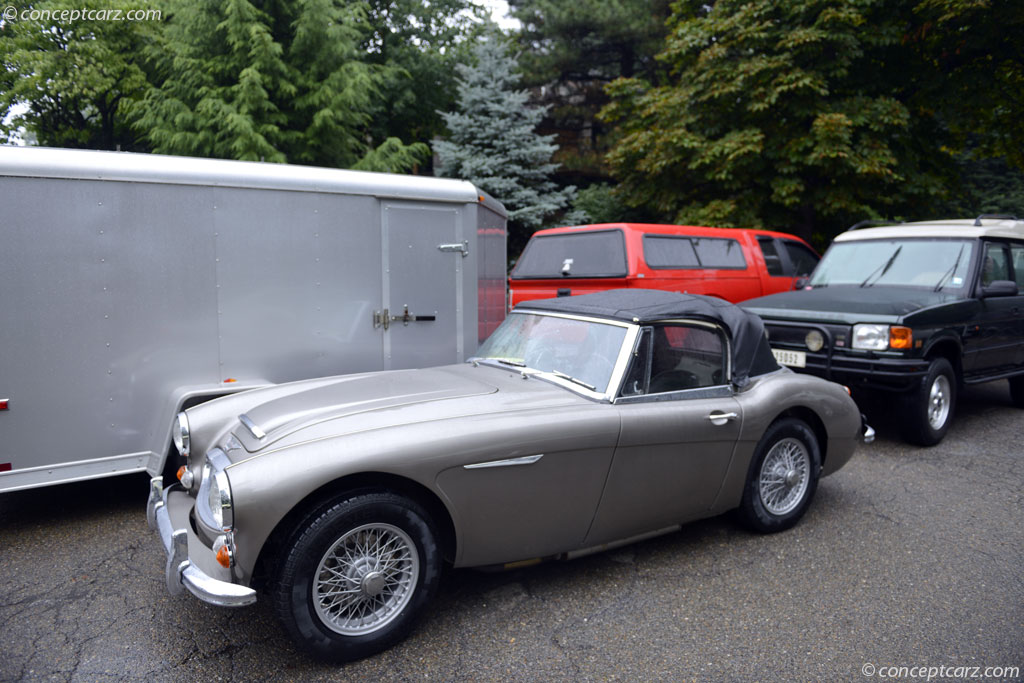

476,0,519,29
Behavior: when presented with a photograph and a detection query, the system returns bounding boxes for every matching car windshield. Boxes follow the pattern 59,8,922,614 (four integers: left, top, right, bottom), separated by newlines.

472,312,628,393
809,239,974,290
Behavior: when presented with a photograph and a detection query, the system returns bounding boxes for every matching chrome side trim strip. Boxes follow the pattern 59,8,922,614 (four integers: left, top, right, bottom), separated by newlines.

464,454,544,469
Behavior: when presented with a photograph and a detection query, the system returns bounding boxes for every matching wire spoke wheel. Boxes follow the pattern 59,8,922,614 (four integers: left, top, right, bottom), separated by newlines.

313,523,420,636
757,436,811,516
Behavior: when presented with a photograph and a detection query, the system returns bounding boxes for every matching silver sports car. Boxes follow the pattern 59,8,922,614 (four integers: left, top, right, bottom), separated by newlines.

148,289,870,662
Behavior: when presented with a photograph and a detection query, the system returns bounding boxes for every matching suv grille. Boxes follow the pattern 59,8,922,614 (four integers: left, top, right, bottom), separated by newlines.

765,321,852,352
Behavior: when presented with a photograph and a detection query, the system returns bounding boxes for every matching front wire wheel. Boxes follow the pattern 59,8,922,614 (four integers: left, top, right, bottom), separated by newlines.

274,492,441,662
738,418,822,533
313,523,420,636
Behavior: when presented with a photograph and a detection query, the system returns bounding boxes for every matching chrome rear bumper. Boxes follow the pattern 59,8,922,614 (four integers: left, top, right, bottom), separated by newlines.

146,477,256,607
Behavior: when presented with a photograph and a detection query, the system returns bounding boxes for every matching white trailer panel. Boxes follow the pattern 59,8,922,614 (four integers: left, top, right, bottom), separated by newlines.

0,147,507,492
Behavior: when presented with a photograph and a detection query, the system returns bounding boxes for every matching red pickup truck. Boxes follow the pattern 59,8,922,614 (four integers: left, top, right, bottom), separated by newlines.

509,223,819,307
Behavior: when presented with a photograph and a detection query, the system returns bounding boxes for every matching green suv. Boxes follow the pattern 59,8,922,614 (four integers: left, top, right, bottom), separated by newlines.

743,217,1024,445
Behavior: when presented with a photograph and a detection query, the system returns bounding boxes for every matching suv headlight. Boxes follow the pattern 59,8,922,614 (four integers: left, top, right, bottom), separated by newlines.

172,412,190,458
852,324,913,350
196,449,233,531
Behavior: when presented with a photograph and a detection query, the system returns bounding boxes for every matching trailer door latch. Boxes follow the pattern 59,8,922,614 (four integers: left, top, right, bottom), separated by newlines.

437,241,469,257
375,306,437,330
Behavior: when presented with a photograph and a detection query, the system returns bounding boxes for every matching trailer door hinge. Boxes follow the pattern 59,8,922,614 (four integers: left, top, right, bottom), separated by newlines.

437,241,469,257
374,306,437,331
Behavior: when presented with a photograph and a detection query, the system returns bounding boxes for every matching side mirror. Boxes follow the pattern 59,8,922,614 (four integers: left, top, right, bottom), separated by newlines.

793,276,809,290
980,279,1019,298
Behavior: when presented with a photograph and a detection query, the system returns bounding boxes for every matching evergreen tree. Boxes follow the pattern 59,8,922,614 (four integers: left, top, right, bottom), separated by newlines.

510,0,672,185
362,0,486,152
133,0,428,171
434,35,576,256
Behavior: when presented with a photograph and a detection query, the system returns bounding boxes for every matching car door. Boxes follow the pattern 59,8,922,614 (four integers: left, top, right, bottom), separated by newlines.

968,241,1024,373
584,322,742,546
1011,242,1024,366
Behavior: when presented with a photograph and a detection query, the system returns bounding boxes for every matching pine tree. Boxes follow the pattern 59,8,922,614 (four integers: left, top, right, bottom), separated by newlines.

434,35,576,256
133,0,428,171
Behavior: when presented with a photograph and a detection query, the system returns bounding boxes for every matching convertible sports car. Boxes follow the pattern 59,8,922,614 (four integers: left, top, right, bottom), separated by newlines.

147,289,870,662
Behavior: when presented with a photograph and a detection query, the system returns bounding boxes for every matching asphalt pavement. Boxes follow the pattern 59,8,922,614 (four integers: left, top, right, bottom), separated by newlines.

1,381,1021,682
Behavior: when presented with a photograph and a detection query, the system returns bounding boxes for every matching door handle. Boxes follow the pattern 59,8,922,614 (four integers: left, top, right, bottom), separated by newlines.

705,411,738,426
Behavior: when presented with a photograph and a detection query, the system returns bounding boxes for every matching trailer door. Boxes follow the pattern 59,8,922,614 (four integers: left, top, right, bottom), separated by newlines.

381,202,464,369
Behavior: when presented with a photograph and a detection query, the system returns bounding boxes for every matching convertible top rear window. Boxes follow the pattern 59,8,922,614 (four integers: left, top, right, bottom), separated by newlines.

512,231,628,278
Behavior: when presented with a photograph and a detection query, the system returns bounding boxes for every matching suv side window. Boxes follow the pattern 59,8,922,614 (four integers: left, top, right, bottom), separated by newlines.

782,240,819,276
757,237,785,276
643,235,745,269
1012,243,1024,290
982,243,1012,286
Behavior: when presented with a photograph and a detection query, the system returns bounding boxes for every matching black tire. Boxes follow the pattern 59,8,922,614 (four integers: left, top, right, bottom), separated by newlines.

273,492,441,662
1009,375,1024,408
902,357,956,446
737,418,822,533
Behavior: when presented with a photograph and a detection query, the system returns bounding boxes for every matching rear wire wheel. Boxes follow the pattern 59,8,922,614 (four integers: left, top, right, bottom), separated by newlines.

738,418,822,533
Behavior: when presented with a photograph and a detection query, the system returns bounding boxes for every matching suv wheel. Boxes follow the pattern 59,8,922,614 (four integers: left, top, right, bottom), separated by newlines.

903,357,956,446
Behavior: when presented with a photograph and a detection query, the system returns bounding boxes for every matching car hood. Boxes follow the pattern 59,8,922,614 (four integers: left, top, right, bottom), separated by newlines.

230,364,585,454
742,286,962,323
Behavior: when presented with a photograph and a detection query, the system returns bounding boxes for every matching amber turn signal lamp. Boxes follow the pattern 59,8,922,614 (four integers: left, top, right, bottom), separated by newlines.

889,326,912,349
176,466,187,482
216,544,231,568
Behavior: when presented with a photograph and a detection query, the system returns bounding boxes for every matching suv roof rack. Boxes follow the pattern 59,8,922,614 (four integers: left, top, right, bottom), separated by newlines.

847,219,901,231
973,213,1020,226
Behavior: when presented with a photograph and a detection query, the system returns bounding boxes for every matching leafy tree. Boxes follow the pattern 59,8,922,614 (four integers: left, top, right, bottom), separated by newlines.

362,0,486,152
134,0,427,171
0,0,159,150
510,0,672,183
603,0,950,242
434,34,577,256
908,0,1024,171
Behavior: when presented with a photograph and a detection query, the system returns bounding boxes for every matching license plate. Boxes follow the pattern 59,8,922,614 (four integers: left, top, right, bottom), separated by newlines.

772,348,806,368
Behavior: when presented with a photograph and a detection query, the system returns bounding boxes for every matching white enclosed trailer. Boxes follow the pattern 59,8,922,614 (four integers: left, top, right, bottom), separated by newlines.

0,147,507,492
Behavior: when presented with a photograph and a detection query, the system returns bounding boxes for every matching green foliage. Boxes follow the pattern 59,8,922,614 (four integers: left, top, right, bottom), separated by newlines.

434,35,576,255
570,183,650,224
510,0,672,183
909,0,1024,170
362,0,486,150
0,0,159,150
603,0,948,240
133,0,427,171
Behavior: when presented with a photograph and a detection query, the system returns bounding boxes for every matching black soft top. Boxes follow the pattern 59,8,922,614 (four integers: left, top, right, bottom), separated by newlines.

517,289,779,386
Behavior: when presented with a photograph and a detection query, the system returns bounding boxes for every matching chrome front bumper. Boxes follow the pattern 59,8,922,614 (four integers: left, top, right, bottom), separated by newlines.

146,476,256,607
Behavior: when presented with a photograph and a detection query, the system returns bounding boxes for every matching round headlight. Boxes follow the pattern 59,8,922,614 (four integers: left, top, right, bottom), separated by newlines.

805,330,824,352
197,450,234,531
172,412,190,458
207,473,225,528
